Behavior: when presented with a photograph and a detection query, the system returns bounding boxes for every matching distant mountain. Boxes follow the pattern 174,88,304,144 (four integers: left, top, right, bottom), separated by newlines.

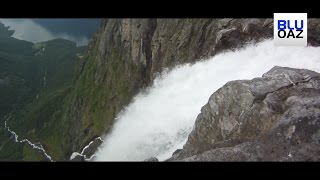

0,22,38,118
0,22,84,160
32,19,102,38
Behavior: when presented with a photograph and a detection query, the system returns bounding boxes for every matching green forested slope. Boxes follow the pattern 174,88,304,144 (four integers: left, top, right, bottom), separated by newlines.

0,22,83,160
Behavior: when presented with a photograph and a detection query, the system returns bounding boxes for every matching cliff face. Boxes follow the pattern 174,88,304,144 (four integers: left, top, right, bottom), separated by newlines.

2,19,319,160
63,18,278,158
62,18,320,160
170,66,320,161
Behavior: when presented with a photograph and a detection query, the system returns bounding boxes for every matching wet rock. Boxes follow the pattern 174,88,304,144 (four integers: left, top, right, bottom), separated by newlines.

65,19,320,160
170,66,320,161
81,137,103,159
70,153,85,161
144,157,159,162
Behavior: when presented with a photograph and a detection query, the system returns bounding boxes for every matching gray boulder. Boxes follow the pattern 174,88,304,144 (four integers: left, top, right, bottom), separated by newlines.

81,137,103,159
70,154,85,161
170,66,320,161
144,157,159,162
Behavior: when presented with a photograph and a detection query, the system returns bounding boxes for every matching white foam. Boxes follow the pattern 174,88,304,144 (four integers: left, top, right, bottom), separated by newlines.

94,39,320,161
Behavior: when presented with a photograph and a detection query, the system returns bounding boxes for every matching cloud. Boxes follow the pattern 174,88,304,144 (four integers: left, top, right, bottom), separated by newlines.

0,19,89,46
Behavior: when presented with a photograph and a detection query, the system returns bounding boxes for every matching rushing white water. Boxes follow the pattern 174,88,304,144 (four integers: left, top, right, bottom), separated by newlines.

94,39,320,161
70,137,103,161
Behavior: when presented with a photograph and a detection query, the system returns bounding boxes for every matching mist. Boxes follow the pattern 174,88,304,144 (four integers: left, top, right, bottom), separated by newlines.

93,39,320,161
0,19,89,46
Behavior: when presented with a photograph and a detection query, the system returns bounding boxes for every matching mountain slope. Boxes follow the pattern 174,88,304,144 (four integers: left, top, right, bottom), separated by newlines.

2,19,320,160
0,22,83,160
0,22,39,118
